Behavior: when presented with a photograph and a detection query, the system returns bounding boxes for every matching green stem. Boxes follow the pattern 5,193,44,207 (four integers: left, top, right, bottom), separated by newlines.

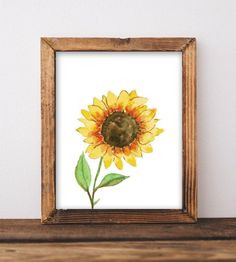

87,191,93,208
91,157,103,209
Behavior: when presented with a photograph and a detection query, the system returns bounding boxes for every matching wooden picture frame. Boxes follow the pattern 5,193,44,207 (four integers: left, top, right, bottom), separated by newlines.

41,37,197,224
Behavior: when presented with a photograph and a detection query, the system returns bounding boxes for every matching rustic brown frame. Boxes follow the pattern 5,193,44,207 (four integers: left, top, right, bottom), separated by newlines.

41,38,196,224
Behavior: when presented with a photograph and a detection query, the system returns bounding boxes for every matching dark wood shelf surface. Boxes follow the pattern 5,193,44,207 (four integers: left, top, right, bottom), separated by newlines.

0,218,235,242
0,218,236,261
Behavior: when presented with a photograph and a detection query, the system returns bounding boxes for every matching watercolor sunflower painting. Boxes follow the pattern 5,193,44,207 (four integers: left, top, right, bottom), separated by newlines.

75,90,164,208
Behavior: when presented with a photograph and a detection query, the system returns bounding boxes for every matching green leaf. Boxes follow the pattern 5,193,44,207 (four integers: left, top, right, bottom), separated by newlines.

94,198,100,206
96,173,129,189
75,152,91,192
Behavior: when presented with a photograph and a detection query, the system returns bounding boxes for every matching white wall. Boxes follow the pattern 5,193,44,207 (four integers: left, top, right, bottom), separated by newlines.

0,0,236,218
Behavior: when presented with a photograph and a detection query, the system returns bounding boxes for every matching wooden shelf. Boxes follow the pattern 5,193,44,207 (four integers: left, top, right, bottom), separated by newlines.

0,218,235,242
0,240,236,261
0,219,235,261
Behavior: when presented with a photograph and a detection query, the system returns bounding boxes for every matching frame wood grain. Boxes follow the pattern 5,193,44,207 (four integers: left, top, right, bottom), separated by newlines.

41,37,197,224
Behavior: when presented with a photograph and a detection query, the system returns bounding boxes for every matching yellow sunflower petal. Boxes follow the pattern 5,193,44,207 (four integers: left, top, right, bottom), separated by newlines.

103,153,113,169
124,154,136,167
129,97,148,108
123,146,131,156
139,132,155,144
81,109,92,120
93,97,106,110
76,127,90,137
137,109,157,122
86,144,95,153
102,95,108,107
114,156,123,170
84,136,100,144
88,105,104,120
114,147,123,158
89,144,107,159
106,91,117,107
130,142,142,157
117,90,129,109
151,128,164,136
131,145,142,157
79,118,97,130
129,90,137,99
139,144,153,153
140,119,159,131
131,105,147,118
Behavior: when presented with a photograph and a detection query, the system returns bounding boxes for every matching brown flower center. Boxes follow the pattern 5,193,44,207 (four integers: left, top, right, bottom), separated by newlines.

101,112,139,148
